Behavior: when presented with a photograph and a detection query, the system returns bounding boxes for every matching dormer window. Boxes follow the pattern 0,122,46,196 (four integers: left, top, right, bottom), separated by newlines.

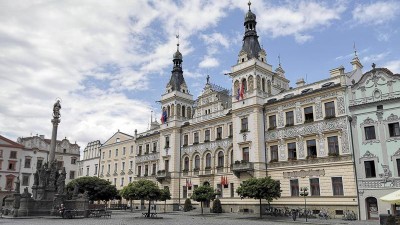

242,58,245,63
116,138,120,143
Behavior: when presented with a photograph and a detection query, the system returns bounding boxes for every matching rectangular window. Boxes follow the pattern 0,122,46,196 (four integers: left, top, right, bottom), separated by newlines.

332,177,344,196
270,145,278,161
107,164,110,173
130,145,134,154
269,115,277,129
165,160,169,172
8,161,16,170
304,106,314,122
121,177,124,186
290,179,299,196
137,166,141,176
183,186,187,199
108,150,111,158
165,136,170,148
327,136,339,155
70,171,75,179
389,122,400,137
364,160,376,178
307,139,317,158
94,164,98,175
37,159,43,169
216,127,222,140
194,132,199,144
205,130,210,142
364,126,376,140
241,118,248,132
57,161,63,169
230,183,235,198
145,165,148,176
138,146,142,155
122,147,126,155
310,178,320,196
183,135,188,146
153,142,157,152
86,167,89,176
101,165,104,174
145,144,150,154
122,162,125,171
229,124,233,137
286,111,294,126
325,101,336,118
114,178,117,185
130,161,133,169
24,158,31,168
129,177,132,183
6,176,14,191
22,174,30,186
115,149,118,157
102,151,105,159
10,151,17,159
114,163,117,172
71,158,76,164
152,164,156,175
217,184,223,198
288,142,297,160
397,159,400,177
242,147,249,162
0,149,2,158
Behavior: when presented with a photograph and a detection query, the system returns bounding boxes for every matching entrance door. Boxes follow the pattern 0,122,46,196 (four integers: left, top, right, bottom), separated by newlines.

366,197,379,220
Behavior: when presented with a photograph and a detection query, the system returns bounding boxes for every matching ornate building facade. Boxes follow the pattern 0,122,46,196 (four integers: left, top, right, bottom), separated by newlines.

348,67,400,220
78,140,101,177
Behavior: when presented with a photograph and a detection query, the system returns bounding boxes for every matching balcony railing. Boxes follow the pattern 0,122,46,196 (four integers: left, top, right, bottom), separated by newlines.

156,170,171,182
232,161,254,177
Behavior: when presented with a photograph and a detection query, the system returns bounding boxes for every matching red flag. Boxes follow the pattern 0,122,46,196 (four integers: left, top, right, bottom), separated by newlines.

240,82,244,99
220,176,224,185
224,176,228,185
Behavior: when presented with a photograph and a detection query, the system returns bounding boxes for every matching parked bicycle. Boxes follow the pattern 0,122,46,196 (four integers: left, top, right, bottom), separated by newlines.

342,210,357,220
318,208,329,220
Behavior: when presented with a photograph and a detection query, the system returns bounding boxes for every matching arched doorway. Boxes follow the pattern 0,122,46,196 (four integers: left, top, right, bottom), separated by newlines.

366,197,379,220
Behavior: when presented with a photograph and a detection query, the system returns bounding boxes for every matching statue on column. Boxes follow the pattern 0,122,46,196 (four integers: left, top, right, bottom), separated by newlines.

53,100,61,118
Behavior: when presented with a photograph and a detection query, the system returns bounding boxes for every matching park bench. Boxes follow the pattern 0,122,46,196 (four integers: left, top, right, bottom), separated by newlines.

90,209,112,218
142,212,157,217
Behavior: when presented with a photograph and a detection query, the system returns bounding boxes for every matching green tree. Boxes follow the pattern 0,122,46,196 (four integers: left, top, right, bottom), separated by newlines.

159,187,171,213
120,179,161,217
191,185,215,215
212,198,222,213
183,198,192,212
236,177,281,218
120,182,137,212
66,176,118,202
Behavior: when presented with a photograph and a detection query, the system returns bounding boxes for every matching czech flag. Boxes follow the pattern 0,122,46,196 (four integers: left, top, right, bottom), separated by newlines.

161,110,167,123
240,82,245,99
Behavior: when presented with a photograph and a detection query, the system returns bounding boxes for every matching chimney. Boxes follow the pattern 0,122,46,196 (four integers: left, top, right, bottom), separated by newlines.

39,135,45,139
296,78,305,87
329,66,344,77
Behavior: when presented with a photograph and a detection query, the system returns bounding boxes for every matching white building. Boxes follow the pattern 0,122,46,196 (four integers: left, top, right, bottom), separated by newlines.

78,140,101,177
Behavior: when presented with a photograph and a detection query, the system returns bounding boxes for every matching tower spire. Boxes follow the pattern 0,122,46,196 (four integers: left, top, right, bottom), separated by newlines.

239,1,262,61
166,35,187,92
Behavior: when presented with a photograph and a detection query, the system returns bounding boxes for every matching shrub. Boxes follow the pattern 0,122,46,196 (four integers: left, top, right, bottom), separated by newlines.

212,199,222,213
183,198,192,212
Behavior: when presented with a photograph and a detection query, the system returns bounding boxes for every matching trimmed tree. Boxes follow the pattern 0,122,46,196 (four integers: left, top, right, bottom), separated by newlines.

236,177,281,218
191,185,215,215
212,198,222,213
120,182,137,212
66,176,118,202
159,187,171,213
131,179,161,217
183,198,192,212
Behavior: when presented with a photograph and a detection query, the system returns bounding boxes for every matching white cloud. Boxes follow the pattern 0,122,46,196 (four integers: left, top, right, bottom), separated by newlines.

384,60,400,74
201,33,230,48
199,57,220,68
362,52,390,63
353,1,400,25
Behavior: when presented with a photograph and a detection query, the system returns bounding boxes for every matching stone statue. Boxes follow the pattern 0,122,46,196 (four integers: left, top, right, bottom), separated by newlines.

72,184,79,198
206,75,210,84
48,161,57,188
57,168,66,195
14,176,20,193
248,76,254,91
53,100,61,118
380,164,392,183
39,167,47,187
21,187,31,198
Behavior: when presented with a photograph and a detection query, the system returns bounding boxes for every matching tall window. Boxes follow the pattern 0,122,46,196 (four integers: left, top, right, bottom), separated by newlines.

307,140,317,158
37,159,43,169
114,163,117,172
328,136,339,155
389,122,400,137
71,157,77,164
22,174,30,186
152,164,156,175
165,136,170,148
217,151,224,167
138,146,142,155
145,144,150,154
304,106,314,122
290,179,299,196
325,101,336,117
8,161,16,170
94,164,98,175
288,142,297,160
70,171,75,179
270,145,278,161
269,115,277,128
194,132,199,144
194,155,200,169
153,142,157,152
165,160,169,172
205,153,211,168
205,130,210,142
107,164,110,173
115,149,118,157
109,150,111,157
216,127,222,140
122,147,126,155
364,160,376,178
24,158,31,168
10,151,17,159
137,166,141,176
183,135,188,146
121,177,124,186
129,161,133,169
122,162,125,171
286,111,294,126
230,183,235,198
310,178,320,196
364,126,376,140
229,124,233,137
241,117,248,132
184,157,189,171
242,147,249,162
145,165,148,176
131,145,134,154
332,177,344,196
397,159,400,177
101,165,104,174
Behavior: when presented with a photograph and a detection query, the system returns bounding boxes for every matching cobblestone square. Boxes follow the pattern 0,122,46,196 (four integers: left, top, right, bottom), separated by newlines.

0,211,379,225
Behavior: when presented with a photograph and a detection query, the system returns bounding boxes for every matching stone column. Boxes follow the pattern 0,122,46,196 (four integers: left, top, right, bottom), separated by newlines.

49,100,61,163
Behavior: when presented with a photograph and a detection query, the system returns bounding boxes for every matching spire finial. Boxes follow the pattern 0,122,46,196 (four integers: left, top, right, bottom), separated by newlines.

176,33,180,51
278,54,281,67
206,74,210,84
248,0,251,11
353,41,357,57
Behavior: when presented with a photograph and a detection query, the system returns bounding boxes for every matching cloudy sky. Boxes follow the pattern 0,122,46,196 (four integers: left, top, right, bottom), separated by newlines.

1,0,399,152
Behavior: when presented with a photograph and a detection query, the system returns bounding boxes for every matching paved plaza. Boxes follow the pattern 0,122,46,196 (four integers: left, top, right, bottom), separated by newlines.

0,211,380,225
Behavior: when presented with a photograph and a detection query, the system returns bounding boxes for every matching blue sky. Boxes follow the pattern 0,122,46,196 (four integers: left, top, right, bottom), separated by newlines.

0,0,399,149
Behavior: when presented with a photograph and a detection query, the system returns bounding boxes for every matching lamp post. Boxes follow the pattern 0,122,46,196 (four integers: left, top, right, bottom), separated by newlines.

300,187,309,222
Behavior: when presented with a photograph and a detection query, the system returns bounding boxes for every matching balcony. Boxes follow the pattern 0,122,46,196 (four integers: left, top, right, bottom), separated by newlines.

199,168,213,176
232,161,254,177
156,170,171,183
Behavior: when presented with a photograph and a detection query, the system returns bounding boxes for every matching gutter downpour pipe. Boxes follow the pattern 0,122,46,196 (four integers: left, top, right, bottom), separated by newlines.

348,116,361,220
178,127,182,210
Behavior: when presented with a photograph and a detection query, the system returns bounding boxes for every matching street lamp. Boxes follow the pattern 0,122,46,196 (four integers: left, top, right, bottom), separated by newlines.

300,187,309,222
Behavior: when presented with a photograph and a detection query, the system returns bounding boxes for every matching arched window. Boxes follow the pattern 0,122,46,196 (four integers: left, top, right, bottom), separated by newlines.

205,153,211,168
194,155,200,169
242,78,247,92
267,80,272,95
217,151,224,167
230,150,233,166
167,105,171,117
187,107,192,119
184,157,189,171
262,78,265,92
182,105,186,117
176,104,180,117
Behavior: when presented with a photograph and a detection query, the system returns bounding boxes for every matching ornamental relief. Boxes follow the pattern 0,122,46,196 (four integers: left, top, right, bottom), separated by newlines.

268,155,352,168
386,113,399,122
341,130,350,153
135,152,159,163
234,108,254,117
337,96,345,115
359,150,378,163
296,136,305,158
318,134,326,156
278,108,284,127
315,101,323,119
295,105,303,124
182,139,232,156
360,117,376,127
